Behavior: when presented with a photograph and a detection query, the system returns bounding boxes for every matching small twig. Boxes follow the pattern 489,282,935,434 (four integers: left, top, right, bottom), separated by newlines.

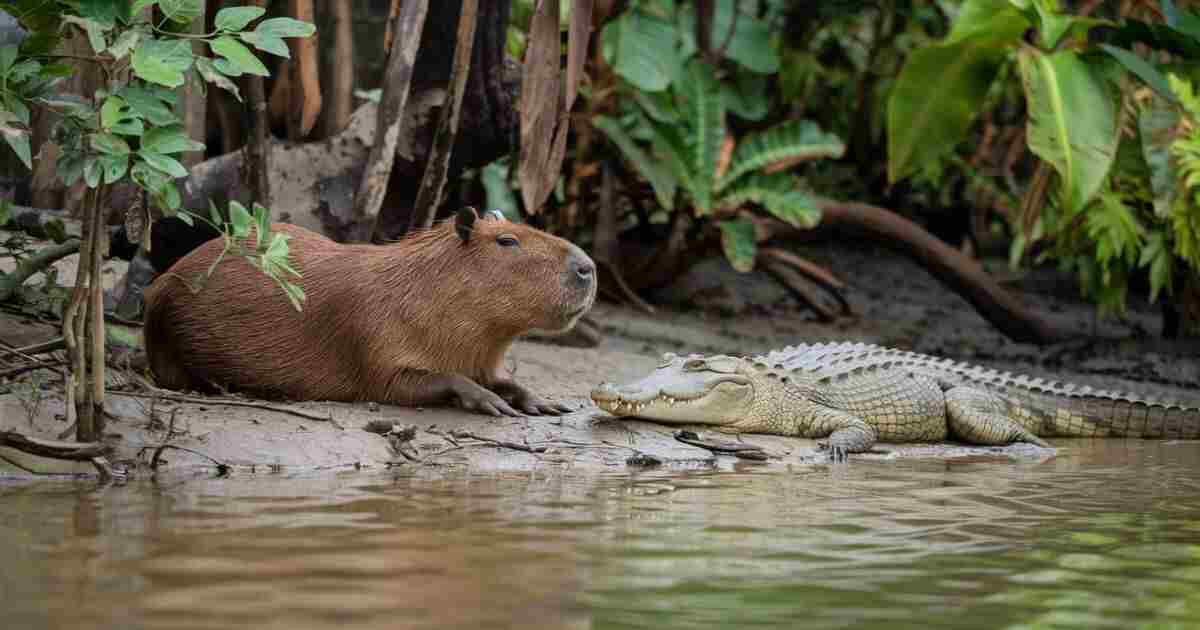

141,443,229,474
0,359,65,379
108,388,339,424
0,337,65,359
450,430,547,453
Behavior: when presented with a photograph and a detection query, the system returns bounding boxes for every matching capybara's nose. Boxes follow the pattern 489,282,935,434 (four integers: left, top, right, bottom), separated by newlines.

568,255,595,287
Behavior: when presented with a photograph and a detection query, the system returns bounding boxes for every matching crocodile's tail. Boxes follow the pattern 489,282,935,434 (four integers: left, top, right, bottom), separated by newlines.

1029,389,1200,439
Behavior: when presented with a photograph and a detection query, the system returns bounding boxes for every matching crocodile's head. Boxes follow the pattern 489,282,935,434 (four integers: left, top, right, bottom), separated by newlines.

590,353,756,425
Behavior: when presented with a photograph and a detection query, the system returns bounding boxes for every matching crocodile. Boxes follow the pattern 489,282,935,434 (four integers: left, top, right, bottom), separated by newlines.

590,342,1200,460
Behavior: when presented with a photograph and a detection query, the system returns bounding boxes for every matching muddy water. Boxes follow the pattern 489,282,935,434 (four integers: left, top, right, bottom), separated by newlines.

4,440,1200,630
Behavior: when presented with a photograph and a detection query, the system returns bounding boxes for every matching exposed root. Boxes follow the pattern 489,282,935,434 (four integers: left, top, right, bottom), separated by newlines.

758,247,853,317
760,261,839,321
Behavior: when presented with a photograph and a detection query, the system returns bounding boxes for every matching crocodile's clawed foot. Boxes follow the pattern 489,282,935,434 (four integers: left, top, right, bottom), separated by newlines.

816,441,849,463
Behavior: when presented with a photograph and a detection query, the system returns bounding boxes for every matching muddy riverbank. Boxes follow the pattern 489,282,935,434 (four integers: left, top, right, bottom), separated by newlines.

1,233,1197,477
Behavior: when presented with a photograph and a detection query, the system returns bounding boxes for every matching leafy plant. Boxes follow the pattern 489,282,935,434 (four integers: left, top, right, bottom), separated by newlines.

595,59,845,272
886,0,1200,318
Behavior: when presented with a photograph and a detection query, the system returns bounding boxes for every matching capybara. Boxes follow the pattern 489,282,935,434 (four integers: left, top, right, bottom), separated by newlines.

142,208,597,416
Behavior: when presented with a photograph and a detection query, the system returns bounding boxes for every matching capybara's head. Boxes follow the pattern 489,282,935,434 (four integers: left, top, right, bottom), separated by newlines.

447,207,596,334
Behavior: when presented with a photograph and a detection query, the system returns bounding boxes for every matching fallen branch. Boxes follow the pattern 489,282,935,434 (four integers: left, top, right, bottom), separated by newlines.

760,261,839,321
0,430,109,460
139,443,229,474
0,239,81,303
0,359,64,379
0,337,66,358
449,429,547,453
108,388,340,424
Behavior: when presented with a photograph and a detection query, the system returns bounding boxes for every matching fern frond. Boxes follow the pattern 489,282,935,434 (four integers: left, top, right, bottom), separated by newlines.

679,60,725,215
720,172,821,228
717,119,846,192
641,112,699,206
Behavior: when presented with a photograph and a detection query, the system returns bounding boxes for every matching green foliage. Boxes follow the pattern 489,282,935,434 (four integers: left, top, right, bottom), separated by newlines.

593,0,843,274
886,0,1200,317
0,1,313,311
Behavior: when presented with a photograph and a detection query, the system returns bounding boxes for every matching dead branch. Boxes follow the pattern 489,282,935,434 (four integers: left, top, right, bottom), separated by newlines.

401,0,479,237
760,260,839,321
353,0,430,226
0,239,80,303
0,430,109,460
758,247,852,315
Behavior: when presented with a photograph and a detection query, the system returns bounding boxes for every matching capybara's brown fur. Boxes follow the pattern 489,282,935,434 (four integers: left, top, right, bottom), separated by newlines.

142,210,596,415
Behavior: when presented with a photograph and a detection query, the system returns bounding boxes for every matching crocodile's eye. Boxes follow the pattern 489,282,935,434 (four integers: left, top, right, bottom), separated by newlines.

682,359,707,371
496,234,519,247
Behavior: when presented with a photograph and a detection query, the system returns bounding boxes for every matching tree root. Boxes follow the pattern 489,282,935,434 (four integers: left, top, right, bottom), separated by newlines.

758,247,852,318
812,197,1072,345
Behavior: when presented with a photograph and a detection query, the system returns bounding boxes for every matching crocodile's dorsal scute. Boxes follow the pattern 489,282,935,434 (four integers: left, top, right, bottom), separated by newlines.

748,342,1169,408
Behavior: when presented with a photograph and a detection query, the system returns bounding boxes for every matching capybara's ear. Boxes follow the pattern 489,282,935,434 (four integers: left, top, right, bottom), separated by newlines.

486,209,506,222
456,206,479,243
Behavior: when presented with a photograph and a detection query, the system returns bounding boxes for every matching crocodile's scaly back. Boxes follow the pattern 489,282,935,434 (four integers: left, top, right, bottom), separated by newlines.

753,342,1200,439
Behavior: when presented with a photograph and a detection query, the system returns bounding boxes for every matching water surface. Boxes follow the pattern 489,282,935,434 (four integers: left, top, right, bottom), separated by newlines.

4,439,1200,630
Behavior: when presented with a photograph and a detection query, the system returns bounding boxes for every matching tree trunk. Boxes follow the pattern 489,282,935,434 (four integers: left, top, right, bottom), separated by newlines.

178,2,207,168
319,0,356,138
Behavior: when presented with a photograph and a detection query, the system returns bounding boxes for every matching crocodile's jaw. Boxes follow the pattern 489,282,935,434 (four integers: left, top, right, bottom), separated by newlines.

590,372,754,425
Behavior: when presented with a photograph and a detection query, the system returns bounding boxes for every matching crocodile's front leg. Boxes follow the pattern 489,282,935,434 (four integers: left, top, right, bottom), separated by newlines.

944,386,1049,447
753,405,878,463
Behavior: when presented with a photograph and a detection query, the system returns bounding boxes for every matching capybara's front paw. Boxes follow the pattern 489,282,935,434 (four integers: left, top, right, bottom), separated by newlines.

458,388,523,417
490,380,574,416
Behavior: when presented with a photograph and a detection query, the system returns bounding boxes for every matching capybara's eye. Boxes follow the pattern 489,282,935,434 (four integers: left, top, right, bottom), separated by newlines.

496,234,519,247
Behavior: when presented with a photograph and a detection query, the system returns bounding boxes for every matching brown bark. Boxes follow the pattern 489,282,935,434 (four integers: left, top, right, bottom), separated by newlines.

352,0,430,234
178,2,207,168
286,0,322,139
319,0,356,137
241,0,272,209
403,0,479,237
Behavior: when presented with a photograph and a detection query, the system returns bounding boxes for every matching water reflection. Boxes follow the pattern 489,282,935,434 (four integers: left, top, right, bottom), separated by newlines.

3,440,1200,629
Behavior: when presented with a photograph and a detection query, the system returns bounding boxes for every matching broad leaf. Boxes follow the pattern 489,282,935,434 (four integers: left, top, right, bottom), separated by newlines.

1139,230,1174,301
138,150,188,177
254,17,316,38
62,15,109,54
1,125,31,168
107,29,141,60
678,0,779,74
90,131,130,155
159,0,203,25
1098,44,1177,104
141,124,204,154
83,156,102,188
215,6,266,32
228,200,253,239
718,119,845,191
948,0,1032,44
594,115,677,210
600,8,680,92
253,202,270,249
1018,49,1120,213
210,36,268,76
194,57,242,100
239,32,288,58
118,86,178,124
680,61,725,215
131,38,194,88
98,153,129,184
887,40,1008,184
642,113,697,204
131,0,157,16
718,219,757,272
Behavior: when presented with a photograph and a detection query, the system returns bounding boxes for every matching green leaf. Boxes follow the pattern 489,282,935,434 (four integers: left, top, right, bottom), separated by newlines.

239,32,288,58
1098,44,1177,104
159,0,203,24
141,123,204,154
594,115,677,210
108,29,141,60
681,60,725,214
947,0,1033,44
138,150,188,177
228,200,252,239
1139,105,1181,218
58,153,85,186
209,199,223,227
193,57,242,101
678,0,779,74
62,16,109,54
83,156,102,188
264,229,290,262
0,45,17,76
175,210,195,226
117,86,178,125
720,173,821,228
1018,49,1120,213
1139,231,1174,301
253,201,270,248
215,6,266,31
887,40,1008,184
90,132,130,155
721,72,769,122
254,17,316,39
212,58,243,77
642,113,697,204
600,8,681,92
131,38,194,88
718,219,757,273
8,59,41,84
131,0,158,16
1162,0,1200,42
1,125,31,169
210,36,268,76
98,153,129,184
718,120,845,191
